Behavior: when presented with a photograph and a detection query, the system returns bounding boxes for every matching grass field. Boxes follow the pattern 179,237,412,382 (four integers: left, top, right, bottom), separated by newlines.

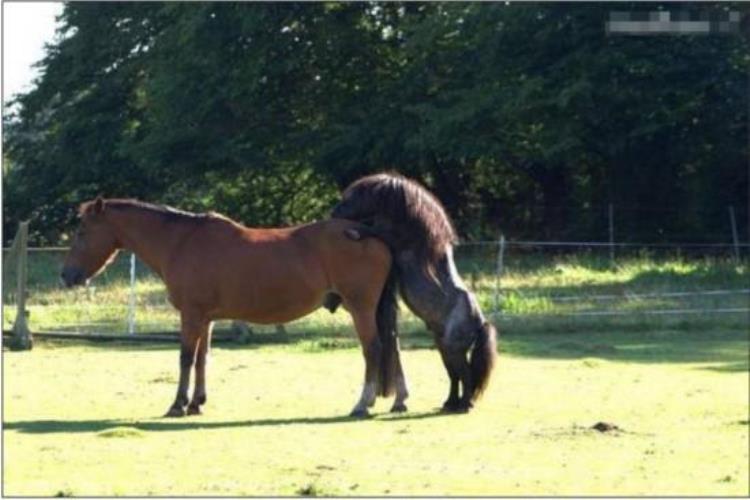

3,328,748,496
3,250,749,495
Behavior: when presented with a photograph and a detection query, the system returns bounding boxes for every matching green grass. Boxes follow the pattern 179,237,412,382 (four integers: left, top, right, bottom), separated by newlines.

3,249,748,494
3,329,748,496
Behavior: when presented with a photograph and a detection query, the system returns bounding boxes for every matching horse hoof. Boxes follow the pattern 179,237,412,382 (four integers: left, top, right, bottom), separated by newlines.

441,401,460,413
444,401,473,414
164,406,186,418
349,409,371,419
186,405,202,416
390,403,408,413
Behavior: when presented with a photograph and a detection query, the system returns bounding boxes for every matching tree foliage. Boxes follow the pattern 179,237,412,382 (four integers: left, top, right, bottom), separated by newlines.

3,2,748,245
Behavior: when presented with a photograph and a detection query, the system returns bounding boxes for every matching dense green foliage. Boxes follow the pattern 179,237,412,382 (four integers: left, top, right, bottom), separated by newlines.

3,2,748,245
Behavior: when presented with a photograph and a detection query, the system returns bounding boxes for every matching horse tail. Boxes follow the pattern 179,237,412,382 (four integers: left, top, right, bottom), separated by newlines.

469,321,497,402
376,266,400,398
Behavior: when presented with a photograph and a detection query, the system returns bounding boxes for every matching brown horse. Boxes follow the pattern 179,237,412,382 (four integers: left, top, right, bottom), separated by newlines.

60,197,406,418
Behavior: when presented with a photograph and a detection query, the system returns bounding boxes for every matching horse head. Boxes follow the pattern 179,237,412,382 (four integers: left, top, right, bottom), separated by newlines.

61,197,120,288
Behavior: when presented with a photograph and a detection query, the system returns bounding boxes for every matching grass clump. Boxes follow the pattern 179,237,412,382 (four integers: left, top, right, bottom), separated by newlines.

296,483,325,497
96,427,145,439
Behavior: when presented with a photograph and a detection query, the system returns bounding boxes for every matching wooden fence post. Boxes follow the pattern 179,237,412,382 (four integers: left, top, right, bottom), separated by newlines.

10,221,32,351
608,203,615,267
128,252,137,334
275,324,288,338
729,206,740,263
232,321,253,343
494,234,506,315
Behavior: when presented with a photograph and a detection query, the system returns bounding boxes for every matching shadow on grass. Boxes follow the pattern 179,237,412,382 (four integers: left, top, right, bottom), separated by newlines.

702,360,750,373
21,321,437,352
499,328,749,372
20,323,748,372
3,410,453,435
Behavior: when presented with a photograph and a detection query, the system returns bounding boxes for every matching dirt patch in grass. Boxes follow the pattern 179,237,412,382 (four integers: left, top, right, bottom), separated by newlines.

148,374,176,384
592,421,621,433
532,423,629,439
296,482,336,497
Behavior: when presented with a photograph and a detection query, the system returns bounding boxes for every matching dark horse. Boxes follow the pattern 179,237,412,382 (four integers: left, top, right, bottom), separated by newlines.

61,198,406,418
329,173,497,412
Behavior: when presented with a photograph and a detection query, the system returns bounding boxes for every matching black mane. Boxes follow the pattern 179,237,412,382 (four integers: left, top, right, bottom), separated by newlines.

332,172,457,263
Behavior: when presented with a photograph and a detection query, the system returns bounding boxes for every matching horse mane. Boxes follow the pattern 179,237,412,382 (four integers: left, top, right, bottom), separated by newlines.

79,198,231,224
334,172,458,263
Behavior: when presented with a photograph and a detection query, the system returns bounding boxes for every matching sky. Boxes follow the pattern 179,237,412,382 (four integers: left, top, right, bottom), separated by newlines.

2,2,63,105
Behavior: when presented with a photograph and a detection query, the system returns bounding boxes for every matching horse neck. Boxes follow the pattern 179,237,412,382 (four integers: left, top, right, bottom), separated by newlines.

106,208,187,276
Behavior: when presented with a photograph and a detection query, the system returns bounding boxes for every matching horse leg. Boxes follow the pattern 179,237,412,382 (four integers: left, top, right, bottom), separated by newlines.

187,323,213,415
390,340,409,413
165,313,207,417
438,345,462,412
454,355,474,412
349,309,381,418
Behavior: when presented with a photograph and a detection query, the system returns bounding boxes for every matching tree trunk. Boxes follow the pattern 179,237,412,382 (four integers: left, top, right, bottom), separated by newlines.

538,167,569,240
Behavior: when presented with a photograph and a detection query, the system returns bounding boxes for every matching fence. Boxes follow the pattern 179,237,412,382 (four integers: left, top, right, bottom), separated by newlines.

3,221,31,350
3,230,749,346
460,238,750,325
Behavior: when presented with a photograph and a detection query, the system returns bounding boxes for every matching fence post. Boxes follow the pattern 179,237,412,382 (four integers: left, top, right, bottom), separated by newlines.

128,252,137,334
10,221,32,351
608,203,615,267
728,206,740,263
232,321,253,343
494,234,506,315
275,324,288,338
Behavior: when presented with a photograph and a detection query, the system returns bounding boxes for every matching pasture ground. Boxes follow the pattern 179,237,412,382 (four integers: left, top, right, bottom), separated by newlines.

3,328,748,496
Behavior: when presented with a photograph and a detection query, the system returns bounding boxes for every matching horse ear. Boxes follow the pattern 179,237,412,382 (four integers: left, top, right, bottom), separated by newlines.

93,196,105,214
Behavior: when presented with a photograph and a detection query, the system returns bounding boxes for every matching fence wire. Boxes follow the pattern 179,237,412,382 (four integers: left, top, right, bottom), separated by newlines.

2,240,749,337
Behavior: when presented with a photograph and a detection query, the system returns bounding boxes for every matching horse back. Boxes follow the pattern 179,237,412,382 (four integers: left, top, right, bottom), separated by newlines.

162,218,390,321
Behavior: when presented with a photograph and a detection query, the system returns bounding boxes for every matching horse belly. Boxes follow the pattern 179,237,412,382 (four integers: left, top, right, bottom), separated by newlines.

212,258,327,324
223,287,325,324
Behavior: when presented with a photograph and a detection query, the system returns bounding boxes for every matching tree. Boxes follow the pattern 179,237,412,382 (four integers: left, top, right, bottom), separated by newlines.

4,2,748,245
